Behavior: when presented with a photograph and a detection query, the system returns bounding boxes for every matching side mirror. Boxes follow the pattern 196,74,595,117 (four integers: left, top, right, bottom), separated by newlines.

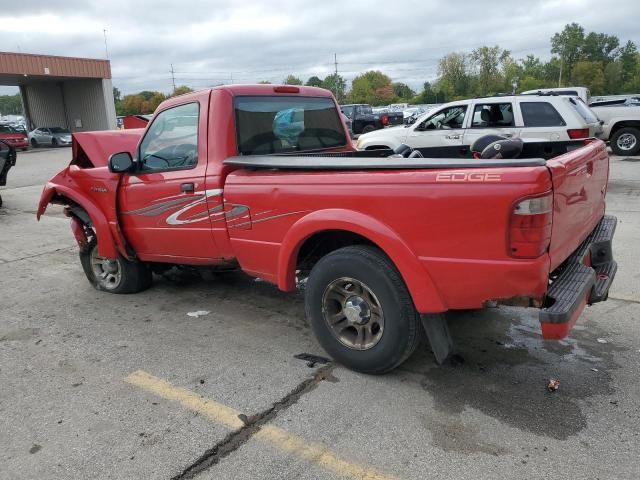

108,151,134,173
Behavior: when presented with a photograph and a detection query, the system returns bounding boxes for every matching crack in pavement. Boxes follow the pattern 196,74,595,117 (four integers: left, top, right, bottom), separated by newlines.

171,365,336,480
0,246,75,265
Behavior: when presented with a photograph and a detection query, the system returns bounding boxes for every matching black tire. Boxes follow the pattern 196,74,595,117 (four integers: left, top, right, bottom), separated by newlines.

361,124,375,134
30,138,38,147
80,238,152,294
304,245,420,374
610,127,640,156
51,138,58,147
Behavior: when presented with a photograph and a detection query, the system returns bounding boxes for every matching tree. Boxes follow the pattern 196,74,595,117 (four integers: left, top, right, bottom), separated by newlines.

619,41,638,87
172,85,193,96
257,80,271,84
392,82,415,100
582,32,620,64
551,23,586,78
349,71,394,105
149,92,167,111
322,73,346,101
469,46,511,95
121,94,145,114
0,94,23,115
305,76,324,87
283,74,303,85
112,86,121,104
520,55,544,79
604,61,623,94
437,52,472,99
571,61,606,95
413,82,443,104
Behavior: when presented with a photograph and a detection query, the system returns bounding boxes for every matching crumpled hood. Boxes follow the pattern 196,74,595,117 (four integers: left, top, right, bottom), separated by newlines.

72,129,144,167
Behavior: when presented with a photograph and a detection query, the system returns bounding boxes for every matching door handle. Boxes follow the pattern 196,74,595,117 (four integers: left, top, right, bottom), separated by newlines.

181,182,195,193
445,134,461,140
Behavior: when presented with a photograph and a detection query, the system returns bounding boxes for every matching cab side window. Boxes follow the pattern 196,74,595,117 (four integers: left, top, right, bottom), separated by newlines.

471,103,514,128
419,105,467,130
139,102,199,172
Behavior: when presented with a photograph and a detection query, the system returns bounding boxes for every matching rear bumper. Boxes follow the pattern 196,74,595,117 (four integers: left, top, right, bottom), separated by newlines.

540,215,617,339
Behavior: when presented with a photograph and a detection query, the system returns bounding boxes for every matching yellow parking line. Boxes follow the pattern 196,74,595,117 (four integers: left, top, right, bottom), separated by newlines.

125,370,397,480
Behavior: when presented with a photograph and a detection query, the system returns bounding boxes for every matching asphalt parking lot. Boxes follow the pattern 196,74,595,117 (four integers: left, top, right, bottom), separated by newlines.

1,147,639,480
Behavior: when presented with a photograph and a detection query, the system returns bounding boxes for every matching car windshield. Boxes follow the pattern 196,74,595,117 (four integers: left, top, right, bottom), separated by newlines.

235,96,347,155
49,127,70,134
0,125,17,133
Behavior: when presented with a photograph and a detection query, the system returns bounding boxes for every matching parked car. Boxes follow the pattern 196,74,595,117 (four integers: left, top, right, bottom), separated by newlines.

0,124,29,151
356,94,602,151
522,87,591,105
28,127,72,147
0,140,17,207
589,104,640,155
38,84,617,374
340,104,403,135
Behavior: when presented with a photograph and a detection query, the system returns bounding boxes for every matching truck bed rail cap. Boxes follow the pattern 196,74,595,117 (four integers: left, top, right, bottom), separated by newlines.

223,156,547,170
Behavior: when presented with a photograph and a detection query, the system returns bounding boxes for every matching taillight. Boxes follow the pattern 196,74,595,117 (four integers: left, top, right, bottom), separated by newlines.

381,115,389,126
273,86,300,93
567,128,589,139
509,192,553,258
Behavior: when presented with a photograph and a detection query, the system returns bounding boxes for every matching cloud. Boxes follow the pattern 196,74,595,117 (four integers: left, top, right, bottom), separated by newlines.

0,0,638,95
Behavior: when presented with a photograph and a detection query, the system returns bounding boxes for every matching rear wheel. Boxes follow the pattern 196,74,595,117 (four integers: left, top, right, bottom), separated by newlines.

80,238,152,293
361,124,375,134
304,245,420,374
30,138,38,147
611,127,640,156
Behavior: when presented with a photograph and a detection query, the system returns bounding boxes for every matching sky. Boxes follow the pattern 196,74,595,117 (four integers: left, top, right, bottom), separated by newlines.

0,0,639,96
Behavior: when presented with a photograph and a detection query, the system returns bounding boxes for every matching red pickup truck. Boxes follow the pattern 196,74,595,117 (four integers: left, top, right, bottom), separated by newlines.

37,84,617,373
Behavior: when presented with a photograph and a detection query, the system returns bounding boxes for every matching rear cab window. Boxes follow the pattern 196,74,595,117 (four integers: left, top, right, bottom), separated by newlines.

235,96,347,154
520,102,566,127
470,103,515,127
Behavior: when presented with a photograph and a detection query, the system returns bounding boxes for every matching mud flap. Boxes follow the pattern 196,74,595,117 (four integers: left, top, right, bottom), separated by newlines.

420,313,455,365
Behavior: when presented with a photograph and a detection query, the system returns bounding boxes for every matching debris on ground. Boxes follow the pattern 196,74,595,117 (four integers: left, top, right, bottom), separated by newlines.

293,353,331,366
597,338,608,344
590,368,599,372
547,379,561,392
187,310,210,318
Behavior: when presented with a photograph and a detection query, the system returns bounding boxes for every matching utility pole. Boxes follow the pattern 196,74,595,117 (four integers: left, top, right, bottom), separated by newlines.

558,49,563,87
170,64,176,92
103,29,109,59
333,53,339,100
230,72,233,85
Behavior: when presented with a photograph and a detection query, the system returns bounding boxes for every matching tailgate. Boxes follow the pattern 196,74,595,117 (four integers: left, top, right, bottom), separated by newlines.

546,140,609,271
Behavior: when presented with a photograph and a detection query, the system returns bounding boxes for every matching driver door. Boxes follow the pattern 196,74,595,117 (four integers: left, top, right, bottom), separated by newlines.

403,104,468,149
118,100,219,261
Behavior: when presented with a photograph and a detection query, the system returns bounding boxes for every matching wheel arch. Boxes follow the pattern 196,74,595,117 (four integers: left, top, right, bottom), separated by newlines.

277,209,446,313
41,185,125,259
610,120,640,136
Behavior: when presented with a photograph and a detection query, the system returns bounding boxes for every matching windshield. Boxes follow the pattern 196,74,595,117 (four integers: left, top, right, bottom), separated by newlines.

235,96,347,155
0,125,17,133
49,127,71,134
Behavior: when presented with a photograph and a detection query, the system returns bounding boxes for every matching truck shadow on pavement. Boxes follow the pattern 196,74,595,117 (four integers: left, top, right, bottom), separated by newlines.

153,270,626,443
404,307,627,441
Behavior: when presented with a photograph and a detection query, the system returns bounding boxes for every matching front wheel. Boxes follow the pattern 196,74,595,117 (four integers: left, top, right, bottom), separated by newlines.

51,138,58,147
30,138,38,147
80,238,152,293
304,246,420,374
611,127,640,156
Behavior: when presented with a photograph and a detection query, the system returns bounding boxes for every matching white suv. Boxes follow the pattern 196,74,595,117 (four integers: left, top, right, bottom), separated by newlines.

356,94,603,151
